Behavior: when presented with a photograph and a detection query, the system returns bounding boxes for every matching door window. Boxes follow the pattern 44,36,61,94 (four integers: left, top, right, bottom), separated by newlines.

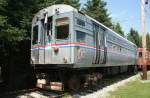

32,25,38,45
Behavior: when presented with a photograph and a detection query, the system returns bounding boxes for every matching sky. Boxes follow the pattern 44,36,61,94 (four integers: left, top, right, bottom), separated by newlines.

80,0,150,35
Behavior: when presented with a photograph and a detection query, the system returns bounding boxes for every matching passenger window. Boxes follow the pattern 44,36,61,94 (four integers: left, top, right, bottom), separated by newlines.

32,25,38,45
76,31,86,43
56,17,69,39
77,19,85,26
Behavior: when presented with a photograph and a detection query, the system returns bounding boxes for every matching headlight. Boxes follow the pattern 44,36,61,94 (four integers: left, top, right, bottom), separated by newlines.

62,57,68,63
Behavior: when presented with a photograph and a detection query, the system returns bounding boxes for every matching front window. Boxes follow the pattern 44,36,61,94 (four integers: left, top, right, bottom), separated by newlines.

32,25,38,45
55,17,69,39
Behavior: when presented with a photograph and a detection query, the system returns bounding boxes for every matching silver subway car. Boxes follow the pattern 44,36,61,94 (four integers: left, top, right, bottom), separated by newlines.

31,4,137,90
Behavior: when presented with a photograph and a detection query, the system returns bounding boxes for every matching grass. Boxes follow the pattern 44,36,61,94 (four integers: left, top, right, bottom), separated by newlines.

108,72,150,98
62,93,72,98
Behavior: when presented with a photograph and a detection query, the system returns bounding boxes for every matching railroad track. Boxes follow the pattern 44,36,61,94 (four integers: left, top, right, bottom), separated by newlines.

0,88,66,98
16,90,66,98
0,73,135,98
0,88,37,98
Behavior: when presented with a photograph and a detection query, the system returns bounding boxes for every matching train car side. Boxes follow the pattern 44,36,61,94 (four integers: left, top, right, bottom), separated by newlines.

72,11,137,68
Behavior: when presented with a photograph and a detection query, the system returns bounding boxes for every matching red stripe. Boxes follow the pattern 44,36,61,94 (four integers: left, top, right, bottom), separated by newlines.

31,43,135,57
32,43,95,49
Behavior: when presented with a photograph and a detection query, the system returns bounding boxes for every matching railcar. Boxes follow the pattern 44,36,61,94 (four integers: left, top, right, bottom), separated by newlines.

31,4,137,91
137,48,150,66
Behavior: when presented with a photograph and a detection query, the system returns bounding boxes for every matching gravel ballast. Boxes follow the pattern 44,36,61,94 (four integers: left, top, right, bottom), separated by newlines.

80,74,140,98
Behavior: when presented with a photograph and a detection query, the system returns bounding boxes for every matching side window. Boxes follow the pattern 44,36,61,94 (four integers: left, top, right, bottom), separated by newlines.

76,31,86,43
77,19,85,26
32,25,38,45
56,17,69,39
93,22,99,44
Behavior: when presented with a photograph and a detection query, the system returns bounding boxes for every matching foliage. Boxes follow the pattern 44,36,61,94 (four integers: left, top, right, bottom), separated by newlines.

113,23,125,37
147,33,150,50
34,0,80,10
0,0,81,90
127,28,150,50
0,0,81,64
55,0,80,9
82,0,113,28
127,28,142,47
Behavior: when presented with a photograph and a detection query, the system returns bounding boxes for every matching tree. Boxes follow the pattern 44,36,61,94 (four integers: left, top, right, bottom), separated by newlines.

82,0,112,28
146,33,150,50
113,23,124,37
0,0,38,90
34,0,80,10
0,0,81,90
56,0,80,9
127,28,141,47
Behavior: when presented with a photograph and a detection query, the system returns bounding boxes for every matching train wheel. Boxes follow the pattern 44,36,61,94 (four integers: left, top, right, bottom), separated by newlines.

68,75,81,91
128,65,138,74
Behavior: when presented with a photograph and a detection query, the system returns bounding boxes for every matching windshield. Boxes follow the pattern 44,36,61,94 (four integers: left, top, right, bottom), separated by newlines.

55,17,69,39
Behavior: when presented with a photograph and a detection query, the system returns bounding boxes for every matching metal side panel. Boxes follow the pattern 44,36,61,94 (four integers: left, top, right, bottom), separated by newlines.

31,49,39,64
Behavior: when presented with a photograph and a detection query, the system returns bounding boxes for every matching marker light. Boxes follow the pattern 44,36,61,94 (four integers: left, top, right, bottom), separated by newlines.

54,47,59,53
